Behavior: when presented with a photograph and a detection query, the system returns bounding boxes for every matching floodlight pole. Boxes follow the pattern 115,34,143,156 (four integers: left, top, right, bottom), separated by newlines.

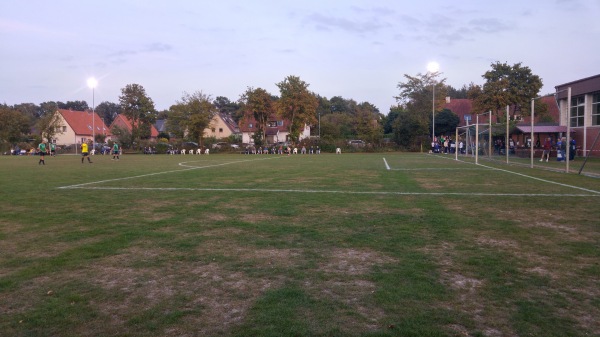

87,77,98,152
506,105,509,163
455,127,458,161
475,114,479,165
92,86,95,151
488,111,492,157
432,82,435,142
530,98,535,168
318,112,321,141
566,87,571,173
426,62,439,143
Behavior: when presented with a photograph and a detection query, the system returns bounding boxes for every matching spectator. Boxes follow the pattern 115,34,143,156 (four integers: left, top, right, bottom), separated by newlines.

540,137,551,162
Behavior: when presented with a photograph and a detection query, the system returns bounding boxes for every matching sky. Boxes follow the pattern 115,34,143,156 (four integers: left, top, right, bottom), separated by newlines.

1,0,599,114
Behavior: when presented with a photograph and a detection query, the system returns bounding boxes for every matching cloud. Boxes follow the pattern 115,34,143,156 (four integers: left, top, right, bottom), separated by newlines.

305,12,390,34
107,43,173,61
468,18,511,34
0,18,74,38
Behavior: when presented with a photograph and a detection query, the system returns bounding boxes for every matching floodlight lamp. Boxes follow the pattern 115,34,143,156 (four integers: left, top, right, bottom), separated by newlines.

87,77,98,89
426,62,440,73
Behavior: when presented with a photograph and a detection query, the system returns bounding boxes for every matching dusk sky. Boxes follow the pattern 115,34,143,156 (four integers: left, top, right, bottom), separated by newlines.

1,0,598,113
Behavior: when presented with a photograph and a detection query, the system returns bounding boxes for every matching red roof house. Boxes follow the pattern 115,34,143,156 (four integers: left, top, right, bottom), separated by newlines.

110,114,159,140
238,114,310,144
53,109,110,146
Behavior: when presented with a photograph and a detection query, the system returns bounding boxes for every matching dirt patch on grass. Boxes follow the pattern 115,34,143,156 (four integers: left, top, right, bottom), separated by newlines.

318,248,398,276
239,213,277,224
197,238,305,269
301,248,397,332
86,245,284,336
475,236,519,250
201,227,247,237
423,242,517,336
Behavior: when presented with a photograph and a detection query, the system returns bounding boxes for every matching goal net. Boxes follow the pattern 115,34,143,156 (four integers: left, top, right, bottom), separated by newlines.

456,124,491,157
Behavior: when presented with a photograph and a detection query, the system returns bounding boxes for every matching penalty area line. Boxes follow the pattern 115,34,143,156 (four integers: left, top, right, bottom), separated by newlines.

57,156,285,190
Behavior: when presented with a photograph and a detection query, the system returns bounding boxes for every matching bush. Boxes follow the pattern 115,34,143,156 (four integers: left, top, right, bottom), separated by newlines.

155,142,170,154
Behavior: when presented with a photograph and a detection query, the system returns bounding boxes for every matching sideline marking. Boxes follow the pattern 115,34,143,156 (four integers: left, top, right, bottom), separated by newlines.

58,156,284,189
389,168,490,171
383,158,390,170
60,186,599,197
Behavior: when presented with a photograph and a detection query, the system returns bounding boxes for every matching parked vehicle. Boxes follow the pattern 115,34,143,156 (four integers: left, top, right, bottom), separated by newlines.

348,140,366,147
212,142,229,149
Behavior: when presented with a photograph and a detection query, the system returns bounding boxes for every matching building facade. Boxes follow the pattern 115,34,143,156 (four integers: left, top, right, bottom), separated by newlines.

203,113,240,139
52,109,110,147
555,74,600,157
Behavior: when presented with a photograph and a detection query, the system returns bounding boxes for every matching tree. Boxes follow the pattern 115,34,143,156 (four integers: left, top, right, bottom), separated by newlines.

239,87,276,146
383,108,401,135
175,91,217,146
12,103,38,120
0,105,30,145
39,101,59,117
446,84,469,99
395,71,447,146
119,84,156,148
110,125,132,149
95,101,121,127
58,101,89,111
213,96,242,121
390,106,427,150
354,102,382,144
433,109,460,136
37,111,63,143
276,75,319,142
320,113,353,140
470,62,543,119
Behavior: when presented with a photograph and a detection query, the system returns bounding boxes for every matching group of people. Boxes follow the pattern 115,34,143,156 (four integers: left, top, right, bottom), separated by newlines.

245,145,320,155
34,140,120,165
431,136,463,154
539,137,576,162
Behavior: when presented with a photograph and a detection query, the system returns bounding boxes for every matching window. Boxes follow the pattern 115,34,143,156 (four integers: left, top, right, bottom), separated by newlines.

570,96,585,127
249,123,253,128
592,92,600,126
219,128,223,133
267,121,277,127
277,120,283,126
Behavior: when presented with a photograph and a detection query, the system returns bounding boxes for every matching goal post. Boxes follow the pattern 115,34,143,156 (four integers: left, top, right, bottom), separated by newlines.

456,123,491,164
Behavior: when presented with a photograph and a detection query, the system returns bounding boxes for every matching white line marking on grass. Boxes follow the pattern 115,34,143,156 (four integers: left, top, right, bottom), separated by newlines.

389,168,490,171
383,158,391,170
57,156,284,189
476,162,600,195
426,154,600,195
58,186,600,197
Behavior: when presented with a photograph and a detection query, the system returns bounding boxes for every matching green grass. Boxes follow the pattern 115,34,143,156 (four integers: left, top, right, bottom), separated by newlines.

1,152,599,336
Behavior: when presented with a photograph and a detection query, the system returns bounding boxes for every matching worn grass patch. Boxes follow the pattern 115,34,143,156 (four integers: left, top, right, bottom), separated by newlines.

1,153,599,336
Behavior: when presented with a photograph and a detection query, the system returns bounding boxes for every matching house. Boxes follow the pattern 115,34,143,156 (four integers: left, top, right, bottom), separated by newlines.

110,114,159,141
238,115,310,144
52,109,110,146
154,119,167,135
204,113,240,139
443,98,475,126
555,74,600,157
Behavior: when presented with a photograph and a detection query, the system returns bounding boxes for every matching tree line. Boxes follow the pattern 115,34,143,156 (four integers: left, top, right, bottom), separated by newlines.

1,62,549,152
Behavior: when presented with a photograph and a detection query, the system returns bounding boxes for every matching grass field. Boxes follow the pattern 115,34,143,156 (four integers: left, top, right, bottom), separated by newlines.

1,152,599,337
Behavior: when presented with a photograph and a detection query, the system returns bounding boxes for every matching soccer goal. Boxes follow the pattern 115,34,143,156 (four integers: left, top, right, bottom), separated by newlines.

455,123,491,163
